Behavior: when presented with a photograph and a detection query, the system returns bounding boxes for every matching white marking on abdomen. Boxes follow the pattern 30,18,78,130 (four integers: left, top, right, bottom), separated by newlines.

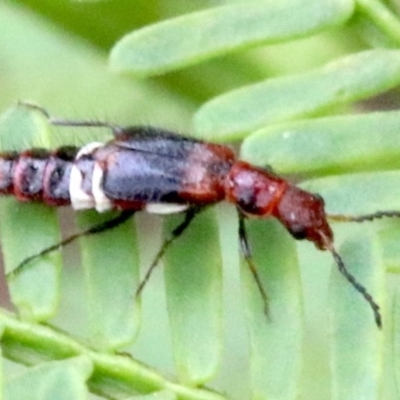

92,162,113,212
69,142,103,210
146,203,189,214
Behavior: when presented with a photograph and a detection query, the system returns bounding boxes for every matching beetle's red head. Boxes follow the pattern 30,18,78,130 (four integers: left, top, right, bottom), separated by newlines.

226,161,333,250
274,186,333,250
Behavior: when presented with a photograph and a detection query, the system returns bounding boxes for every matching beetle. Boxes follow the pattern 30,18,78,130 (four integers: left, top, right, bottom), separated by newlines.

4,103,385,327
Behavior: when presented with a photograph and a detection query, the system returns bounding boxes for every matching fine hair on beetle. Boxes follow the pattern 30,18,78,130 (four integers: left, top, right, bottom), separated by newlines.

4,102,395,329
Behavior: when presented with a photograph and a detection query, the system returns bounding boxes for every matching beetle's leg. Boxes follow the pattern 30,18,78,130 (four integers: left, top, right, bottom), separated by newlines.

136,208,200,297
7,210,135,279
237,210,270,318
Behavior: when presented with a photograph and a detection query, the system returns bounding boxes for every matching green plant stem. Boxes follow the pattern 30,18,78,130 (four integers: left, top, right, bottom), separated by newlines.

357,0,400,44
0,310,225,400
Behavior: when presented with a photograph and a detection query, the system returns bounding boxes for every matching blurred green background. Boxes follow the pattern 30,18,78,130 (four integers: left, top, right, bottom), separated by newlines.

2,1,400,399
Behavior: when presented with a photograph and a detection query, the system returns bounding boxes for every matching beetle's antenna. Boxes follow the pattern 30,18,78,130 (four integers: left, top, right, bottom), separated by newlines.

18,101,119,130
323,238,382,328
329,210,400,223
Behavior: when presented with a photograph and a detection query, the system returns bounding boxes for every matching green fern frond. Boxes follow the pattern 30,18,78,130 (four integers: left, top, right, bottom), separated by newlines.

1,1,400,399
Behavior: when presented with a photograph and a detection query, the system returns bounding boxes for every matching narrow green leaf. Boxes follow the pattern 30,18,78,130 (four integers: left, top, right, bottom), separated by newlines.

164,209,222,385
301,171,400,215
0,323,4,400
241,110,400,177
5,355,93,400
109,0,353,76
241,219,303,400
0,107,61,321
128,391,177,400
329,231,384,400
77,211,140,351
378,226,400,273
390,284,400,396
195,50,400,140
357,0,400,45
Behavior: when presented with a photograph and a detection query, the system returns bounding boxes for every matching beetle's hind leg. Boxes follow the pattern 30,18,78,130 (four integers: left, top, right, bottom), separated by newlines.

7,210,135,280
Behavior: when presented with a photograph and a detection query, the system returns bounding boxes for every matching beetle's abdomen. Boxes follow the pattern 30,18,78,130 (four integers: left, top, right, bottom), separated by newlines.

0,146,78,206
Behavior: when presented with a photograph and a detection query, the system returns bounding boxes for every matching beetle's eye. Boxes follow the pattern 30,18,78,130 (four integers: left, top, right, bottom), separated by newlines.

290,226,307,240
313,193,324,204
